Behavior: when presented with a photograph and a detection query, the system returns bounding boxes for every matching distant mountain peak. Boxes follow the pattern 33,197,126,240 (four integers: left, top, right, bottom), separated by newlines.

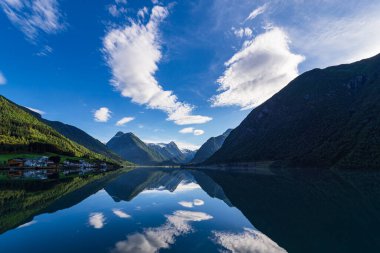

115,131,124,137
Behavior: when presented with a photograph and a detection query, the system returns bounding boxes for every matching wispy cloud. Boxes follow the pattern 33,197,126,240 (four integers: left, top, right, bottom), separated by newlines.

289,2,380,68
0,0,65,41
179,127,204,136
0,72,6,85
103,5,212,125
211,27,304,110
116,117,135,126
94,107,111,122
26,106,45,115
245,4,266,21
112,209,131,219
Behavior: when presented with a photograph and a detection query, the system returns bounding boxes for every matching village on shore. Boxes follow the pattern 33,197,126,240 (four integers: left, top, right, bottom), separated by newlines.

0,155,118,180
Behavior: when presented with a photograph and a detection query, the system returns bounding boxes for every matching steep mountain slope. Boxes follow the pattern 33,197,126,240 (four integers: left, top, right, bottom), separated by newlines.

43,120,120,161
206,54,380,169
148,142,183,160
180,149,196,163
0,96,110,161
106,132,165,165
191,129,232,164
148,142,195,163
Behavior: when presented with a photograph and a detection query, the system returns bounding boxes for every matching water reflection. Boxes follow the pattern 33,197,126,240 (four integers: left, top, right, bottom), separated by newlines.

111,210,213,253
1,167,379,253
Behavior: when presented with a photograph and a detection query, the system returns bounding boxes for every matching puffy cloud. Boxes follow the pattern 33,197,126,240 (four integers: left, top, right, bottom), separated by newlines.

89,212,106,229
0,72,7,85
211,27,304,110
178,199,204,208
116,117,135,126
193,199,204,206
103,5,212,125
111,210,213,253
112,209,131,218
193,129,204,136
245,4,267,21
179,127,204,136
26,106,45,115
233,27,253,38
178,201,193,208
94,107,111,122
179,127,194,134
213,228,287,253
0,0,65,41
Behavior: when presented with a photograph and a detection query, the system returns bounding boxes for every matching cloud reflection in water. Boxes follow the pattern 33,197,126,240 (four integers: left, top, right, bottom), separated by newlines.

213,228,287,253
111,210,213,253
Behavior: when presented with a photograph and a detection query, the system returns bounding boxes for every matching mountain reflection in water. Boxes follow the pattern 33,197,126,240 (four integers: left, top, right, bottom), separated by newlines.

1,167,379,253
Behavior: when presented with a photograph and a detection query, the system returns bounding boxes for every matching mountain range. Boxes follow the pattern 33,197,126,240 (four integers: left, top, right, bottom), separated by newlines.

206,53,380,169
191,129,232,164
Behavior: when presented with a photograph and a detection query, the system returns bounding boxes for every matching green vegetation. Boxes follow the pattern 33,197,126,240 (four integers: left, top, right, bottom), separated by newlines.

0,169,129,234
207,53,380,169
0,96,120,165
43,120,123,162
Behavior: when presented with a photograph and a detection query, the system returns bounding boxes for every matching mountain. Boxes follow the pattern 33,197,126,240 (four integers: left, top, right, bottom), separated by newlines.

43,120,121,161
0,95,112,162
106,132,165,165
206,54,380,169
191,129,233,164
148,142,195,164
148,142,183,160
181,149,197,163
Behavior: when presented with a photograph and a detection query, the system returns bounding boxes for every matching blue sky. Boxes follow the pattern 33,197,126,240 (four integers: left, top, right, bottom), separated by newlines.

1,0,379,150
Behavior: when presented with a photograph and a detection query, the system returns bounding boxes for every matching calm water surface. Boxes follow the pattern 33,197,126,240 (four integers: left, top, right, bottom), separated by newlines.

1,167,380,253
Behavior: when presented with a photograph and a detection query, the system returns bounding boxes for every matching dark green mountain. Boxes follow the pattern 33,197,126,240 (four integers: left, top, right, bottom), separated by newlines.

0,95,112,162
106,132,165,165
43,120,121,161
191,129,232,164
206,54,380,169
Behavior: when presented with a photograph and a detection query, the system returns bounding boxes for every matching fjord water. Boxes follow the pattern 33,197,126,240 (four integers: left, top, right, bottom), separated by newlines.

1,168,380,253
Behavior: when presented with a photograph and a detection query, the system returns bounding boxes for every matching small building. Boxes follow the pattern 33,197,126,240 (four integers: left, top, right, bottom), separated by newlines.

7,159,24,167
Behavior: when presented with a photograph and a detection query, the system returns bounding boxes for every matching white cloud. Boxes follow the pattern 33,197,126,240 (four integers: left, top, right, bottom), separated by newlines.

193,199,204,206
103,5,212,125
178,201,193,208
0,72,6,85
179,127,204,136
26,106,45,115
213,228,287,253
94,107,111,122
108,4,127,17
113,209,131,218
137,7,148,19
211,27,304,110
116,117,135,126
179,127,194,134
17,220,37,228
193,129,204,136
178,199,204,208
245,4,267,21
111,210,213,253
0,0,65,41
233,27,253,38
89,212,106,229
290,4,380,68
